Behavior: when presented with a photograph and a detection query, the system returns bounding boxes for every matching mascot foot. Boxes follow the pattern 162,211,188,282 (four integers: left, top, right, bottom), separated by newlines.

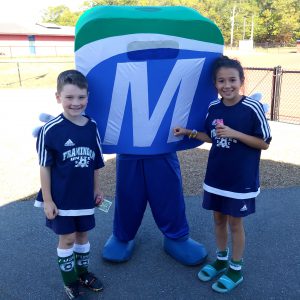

164,236,207,266
102,234,135,262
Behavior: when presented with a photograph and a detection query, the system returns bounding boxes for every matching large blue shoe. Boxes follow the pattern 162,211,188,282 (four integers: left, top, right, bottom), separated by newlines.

164,235,208,266
102,234,135,262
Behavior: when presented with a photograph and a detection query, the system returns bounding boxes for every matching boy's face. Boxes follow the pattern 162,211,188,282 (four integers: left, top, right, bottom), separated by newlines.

56,84,88,120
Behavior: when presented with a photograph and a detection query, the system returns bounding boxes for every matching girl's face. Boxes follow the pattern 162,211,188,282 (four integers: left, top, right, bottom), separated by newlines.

56,84,88,121
215,67,243,105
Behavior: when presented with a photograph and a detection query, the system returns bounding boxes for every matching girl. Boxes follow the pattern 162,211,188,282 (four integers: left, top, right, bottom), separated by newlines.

174,56,271,293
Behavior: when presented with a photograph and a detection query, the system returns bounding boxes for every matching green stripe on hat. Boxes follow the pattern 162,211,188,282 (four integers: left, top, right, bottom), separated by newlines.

75,6,224,51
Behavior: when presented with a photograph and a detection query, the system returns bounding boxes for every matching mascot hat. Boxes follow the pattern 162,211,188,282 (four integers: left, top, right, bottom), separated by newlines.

75,5,224,154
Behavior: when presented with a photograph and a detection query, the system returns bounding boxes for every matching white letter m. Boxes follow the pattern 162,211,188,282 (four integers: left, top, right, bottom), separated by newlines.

103,58,205,147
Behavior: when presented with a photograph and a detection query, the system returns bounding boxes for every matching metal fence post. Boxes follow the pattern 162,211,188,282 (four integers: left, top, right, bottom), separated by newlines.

16,62,22,87
270,66,282,121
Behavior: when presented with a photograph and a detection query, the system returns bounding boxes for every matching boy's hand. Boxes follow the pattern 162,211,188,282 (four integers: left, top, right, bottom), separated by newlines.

173,127,188,136
95,192,104,206
44,201,58,220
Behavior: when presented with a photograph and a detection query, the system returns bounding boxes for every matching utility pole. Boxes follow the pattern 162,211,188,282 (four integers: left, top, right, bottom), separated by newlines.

230,5,236,49
243,17,246,40
250,14,254,40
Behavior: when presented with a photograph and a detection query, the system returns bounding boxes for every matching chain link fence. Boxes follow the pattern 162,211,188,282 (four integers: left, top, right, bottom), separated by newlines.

244,67,300,124
0,61,74,88
0,61,299,124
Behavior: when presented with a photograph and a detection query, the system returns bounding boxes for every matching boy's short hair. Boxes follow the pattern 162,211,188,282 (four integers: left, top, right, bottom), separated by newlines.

57,69,88,93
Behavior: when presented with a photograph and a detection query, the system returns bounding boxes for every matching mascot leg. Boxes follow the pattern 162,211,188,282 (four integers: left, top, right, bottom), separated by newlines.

145,153,207,265
102,155,148,262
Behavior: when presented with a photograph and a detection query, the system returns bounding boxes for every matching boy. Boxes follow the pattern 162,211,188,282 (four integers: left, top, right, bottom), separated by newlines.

34,70,105,299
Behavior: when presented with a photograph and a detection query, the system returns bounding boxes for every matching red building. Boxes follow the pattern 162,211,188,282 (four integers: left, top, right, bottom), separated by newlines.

0,22,74,57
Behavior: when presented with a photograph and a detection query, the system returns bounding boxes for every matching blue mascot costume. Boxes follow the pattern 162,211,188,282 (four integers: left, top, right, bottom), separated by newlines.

75,5,224,265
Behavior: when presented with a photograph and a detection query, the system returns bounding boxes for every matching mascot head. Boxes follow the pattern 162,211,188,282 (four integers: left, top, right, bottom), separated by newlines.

75,6,224,154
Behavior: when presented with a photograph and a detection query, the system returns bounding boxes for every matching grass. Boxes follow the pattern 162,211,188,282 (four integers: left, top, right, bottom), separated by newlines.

0,49,300,89
0,56,74,88
0,49,299,122
227,50,300,69
2,50,298,122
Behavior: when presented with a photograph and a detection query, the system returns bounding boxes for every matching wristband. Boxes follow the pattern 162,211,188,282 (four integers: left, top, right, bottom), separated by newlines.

188,129,198,139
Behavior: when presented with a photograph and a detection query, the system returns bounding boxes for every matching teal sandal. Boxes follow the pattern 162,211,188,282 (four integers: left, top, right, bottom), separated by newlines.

198,264,227,282
212,274,243,293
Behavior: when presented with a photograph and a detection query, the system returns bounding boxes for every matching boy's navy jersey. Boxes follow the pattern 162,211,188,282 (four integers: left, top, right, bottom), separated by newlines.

34,114,105,216
203,96,272,199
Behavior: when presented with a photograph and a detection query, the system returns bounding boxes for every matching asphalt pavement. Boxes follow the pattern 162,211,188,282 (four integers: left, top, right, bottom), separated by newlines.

1,187,300,300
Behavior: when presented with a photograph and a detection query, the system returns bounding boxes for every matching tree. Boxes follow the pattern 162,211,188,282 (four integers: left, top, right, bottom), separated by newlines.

41,5,81,26
41,0,300,45
83,0,139,6
256,0,300,44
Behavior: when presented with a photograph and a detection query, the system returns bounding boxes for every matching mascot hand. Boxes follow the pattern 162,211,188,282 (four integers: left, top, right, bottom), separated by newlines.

249,92,269,113
32,113,55,137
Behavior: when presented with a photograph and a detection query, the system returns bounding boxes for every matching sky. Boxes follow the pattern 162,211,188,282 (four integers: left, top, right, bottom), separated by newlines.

0,0,85,23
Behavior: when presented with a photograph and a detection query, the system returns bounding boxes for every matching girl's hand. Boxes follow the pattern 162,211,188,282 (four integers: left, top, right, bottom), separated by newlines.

216,124,269,150
44,201,58,220
173,127,188,136
216,124,237,139
95,192,104,206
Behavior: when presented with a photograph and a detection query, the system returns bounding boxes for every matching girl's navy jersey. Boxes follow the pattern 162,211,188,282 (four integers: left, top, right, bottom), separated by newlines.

35,114,105,216
203,96,272,199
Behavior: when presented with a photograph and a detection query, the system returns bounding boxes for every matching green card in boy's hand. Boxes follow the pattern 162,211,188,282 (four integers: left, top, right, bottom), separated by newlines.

97,199,112,213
